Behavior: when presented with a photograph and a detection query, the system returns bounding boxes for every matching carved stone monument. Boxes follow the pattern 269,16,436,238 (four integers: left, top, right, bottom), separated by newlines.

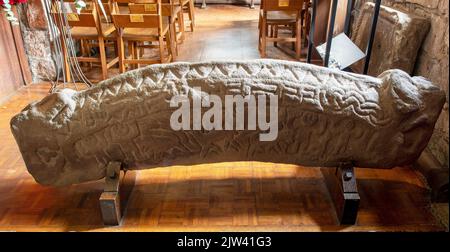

352,3,430,76
11,60,445,187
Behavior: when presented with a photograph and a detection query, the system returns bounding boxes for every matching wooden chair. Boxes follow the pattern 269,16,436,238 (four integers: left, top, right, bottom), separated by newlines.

115,0,183,52
162,0,184,53
52,0,119,81
269,0,311,50
127,0,178,59
111,0,173,73
80,1,119,70
180,0,195,32
258,0,304,60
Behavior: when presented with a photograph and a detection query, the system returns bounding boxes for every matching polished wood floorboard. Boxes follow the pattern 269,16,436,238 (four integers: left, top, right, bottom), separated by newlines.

174,5,299,62
0,5,444,231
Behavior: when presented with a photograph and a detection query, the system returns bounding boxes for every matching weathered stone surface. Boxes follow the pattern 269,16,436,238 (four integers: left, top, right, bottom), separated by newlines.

28,58,57,82
10,60,445,186
352,2,430,76
17,4,56,82
21,29,52,59
26,0,48,30
352,0,449,168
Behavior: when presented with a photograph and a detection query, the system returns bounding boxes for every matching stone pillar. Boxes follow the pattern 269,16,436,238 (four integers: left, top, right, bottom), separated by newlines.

18,0,57,82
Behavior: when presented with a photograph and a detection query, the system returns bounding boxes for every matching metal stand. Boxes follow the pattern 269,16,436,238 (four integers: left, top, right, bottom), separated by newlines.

307,0,382,74
363,0,382,74
321,162,360,225
99,162,136,226
324,0,339,67
306,0,317,64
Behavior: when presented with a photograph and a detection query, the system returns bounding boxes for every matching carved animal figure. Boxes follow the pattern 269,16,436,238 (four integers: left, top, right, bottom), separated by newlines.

10,60,446,186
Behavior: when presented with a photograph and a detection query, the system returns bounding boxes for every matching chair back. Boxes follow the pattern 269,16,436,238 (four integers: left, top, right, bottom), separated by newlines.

262,0,304,12
111,0,163,31
51,0,99,28
112,0,179,18
113,0,159,5
128,2,159,14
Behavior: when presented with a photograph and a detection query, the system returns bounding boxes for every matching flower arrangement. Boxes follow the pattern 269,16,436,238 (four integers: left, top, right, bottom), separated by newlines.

1,0,27,25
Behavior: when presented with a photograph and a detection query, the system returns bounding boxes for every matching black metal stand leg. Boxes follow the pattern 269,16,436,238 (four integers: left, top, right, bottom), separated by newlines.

321,162,360,225
324,0,338,67
363,0,382,74
99,162,136,226
307,0,317,63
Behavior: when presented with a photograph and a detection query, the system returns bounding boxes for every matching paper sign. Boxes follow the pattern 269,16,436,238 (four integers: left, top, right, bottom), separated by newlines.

316,33,366,70
67,13,80,22
144,4,157,12
130,14,144,22
278,0,289,7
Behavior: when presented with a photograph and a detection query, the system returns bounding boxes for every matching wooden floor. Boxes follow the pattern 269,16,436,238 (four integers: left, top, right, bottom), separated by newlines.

174,4,300,62
0,5,445,232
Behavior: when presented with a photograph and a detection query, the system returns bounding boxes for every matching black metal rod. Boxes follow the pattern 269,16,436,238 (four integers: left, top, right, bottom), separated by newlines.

324,0,339,67
363,0,382,74
307,0,318,63
344,0,353,36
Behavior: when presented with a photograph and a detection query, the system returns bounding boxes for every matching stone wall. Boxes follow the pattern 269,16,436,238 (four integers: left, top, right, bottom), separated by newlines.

18,0,56,82
352,0,449,167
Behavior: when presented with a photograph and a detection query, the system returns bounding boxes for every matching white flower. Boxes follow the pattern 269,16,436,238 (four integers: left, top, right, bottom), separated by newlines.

75,0,87,8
